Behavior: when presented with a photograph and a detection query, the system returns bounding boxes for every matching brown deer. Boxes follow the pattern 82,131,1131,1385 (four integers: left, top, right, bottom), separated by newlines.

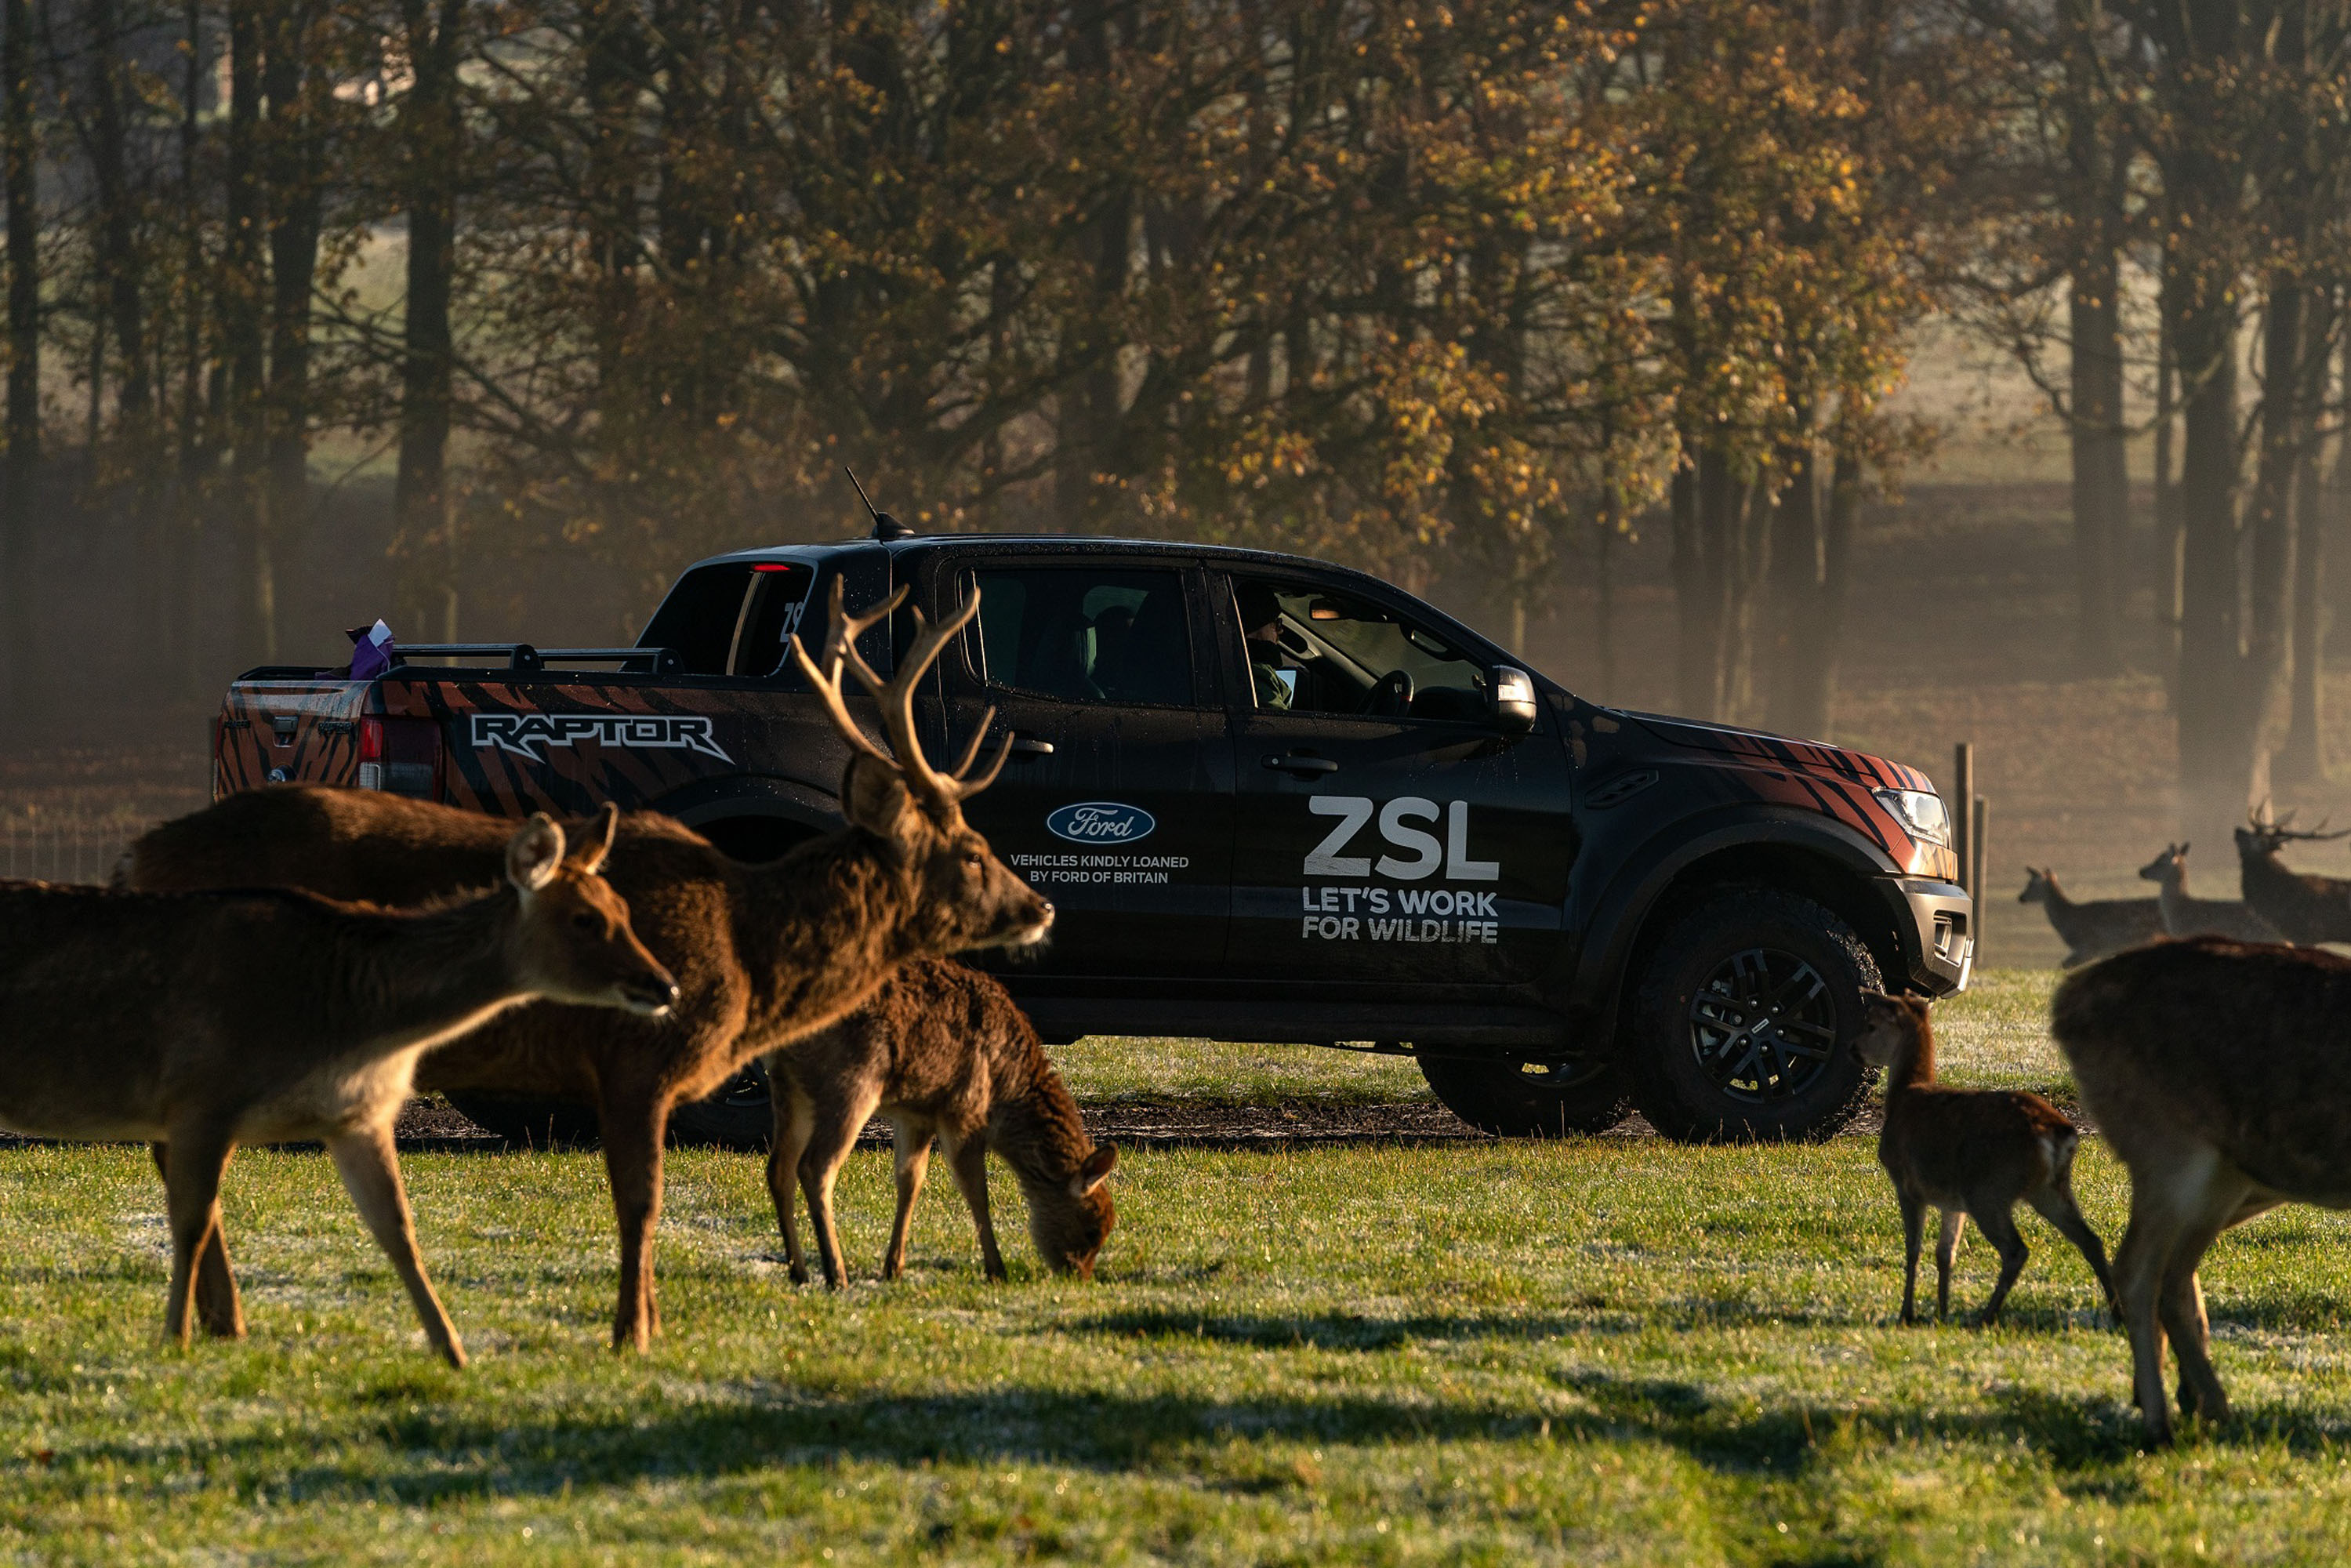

2137,844,2286,942
0,810,676,1366
2232,812,2351,944
767,959,1116,1288
1855,991,2116,1328
2047,937,2351,1443
121,580,1053,1352
2018,868,2164,967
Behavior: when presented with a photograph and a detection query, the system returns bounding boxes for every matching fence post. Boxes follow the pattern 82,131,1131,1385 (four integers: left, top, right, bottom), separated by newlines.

1972,795,1989,970
1952,742,1975,898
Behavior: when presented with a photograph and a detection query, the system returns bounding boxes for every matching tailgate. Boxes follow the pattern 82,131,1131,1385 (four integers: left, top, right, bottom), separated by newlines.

215,681,372,797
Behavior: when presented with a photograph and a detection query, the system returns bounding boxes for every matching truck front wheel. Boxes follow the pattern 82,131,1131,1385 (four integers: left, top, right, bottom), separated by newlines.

444,1092,601,1149
1419,1054,1633,1137
1628,888,1879,1143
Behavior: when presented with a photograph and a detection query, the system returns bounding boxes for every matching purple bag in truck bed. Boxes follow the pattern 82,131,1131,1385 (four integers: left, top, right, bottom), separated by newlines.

347,620,395,681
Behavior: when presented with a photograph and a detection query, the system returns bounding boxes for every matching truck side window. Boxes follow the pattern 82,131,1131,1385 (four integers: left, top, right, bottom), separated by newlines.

1229,575,1488,721
967,568,1195,706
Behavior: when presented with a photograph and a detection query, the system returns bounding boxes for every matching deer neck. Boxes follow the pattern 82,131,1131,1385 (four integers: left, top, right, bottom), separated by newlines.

332,890,534,1062
2040,877,2073,911
985,1029,1092,1184
735,832,928,1046
1881,1023,1936,1099
2156,869,2190,923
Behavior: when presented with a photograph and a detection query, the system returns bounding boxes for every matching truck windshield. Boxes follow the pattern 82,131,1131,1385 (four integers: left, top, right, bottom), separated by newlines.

1232,576,1487,720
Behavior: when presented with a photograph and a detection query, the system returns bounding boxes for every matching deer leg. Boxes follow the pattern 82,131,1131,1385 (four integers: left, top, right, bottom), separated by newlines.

159,1128,235,1350
1897,1189,1925,1325
597,1083,670,1352
882,1117,934,1282
2027,1180,2118,1321
1968,1202,2030,1328
2113,1149,2228,1445
2156,1173,2256,1426
325,1123,465,1369
1935,1209,1966,1322
942,1131,1006,1282
153,1142,243,1338
767,1073,816,1284
797,1083,881,1290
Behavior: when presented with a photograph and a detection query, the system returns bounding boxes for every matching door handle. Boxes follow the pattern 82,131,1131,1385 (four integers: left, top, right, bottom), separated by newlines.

1263,753,1339,775
1005,735,1055,757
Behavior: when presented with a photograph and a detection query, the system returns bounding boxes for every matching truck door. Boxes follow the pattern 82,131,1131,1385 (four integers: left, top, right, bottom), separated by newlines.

1214,570,1575,985
931,557,1235,977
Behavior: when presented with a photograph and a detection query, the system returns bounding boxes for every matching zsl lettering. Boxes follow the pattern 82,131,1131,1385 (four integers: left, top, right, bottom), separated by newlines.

1304,797,1498,882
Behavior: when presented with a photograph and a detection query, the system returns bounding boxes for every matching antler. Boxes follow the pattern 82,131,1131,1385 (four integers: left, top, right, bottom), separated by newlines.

787,577,1012,810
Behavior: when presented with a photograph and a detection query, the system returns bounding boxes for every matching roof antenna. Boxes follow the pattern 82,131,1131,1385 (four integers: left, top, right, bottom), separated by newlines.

844,465,913,541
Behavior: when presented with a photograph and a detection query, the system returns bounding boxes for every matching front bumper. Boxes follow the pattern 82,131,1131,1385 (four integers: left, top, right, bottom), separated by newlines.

1889,877,1974,993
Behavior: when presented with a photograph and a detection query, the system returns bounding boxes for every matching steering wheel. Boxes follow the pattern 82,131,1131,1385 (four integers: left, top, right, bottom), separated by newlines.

1369,669,1416,717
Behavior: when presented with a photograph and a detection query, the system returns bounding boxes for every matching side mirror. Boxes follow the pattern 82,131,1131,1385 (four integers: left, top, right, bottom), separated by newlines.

1489,666,1537,735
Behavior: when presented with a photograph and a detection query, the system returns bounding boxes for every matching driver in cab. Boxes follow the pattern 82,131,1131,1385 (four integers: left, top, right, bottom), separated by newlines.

1235,581,1299,711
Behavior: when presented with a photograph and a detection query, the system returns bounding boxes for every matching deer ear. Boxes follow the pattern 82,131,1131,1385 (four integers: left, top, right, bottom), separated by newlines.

506,813,567,893
841,753,920,842
1071,1143,1117,1197
568,801,619,874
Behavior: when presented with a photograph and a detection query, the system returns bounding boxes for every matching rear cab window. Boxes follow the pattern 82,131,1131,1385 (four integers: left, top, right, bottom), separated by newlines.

639,560,815,677
963,566,1200,708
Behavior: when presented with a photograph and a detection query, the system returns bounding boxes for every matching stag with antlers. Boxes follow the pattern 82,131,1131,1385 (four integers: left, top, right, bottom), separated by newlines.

122,579,1053,1351
2233,808,2351,945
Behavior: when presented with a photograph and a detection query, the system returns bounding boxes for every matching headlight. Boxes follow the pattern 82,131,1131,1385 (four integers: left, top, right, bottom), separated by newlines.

1874,788,1950,846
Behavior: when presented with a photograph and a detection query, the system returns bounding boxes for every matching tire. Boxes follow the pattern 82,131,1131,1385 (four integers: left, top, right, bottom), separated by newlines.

444,1092,602,1149
663,1059,777,1150
1420,1053,1634,1137
1627,887,1881,1143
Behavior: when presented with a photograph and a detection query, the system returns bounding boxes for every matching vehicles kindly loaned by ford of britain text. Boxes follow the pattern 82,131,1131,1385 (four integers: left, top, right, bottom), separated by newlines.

217,521,1973,1145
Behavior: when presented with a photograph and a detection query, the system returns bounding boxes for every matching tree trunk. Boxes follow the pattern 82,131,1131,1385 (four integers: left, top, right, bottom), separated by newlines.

170,0,208,694
2069,248,2127,675
1765,438,1830,737
2246,274,2307,793
226,0,272,665
263,1,323,619
394,0,463,638
89,0,160,640
1,0,35,716
2171,271,2246,803
2155,299,2183,693
2277,293,2338,785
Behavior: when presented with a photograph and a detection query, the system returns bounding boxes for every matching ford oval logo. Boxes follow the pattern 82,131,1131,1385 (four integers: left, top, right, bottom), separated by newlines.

1047,801,1156,844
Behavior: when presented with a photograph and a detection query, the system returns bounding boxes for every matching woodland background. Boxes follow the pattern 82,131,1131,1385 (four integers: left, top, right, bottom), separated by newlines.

0,0,2347,879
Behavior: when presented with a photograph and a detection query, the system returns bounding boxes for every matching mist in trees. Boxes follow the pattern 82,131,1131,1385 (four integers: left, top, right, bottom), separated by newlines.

1,0,2348,827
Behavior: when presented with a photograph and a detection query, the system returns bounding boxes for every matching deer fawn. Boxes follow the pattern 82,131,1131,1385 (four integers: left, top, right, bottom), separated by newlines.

1856,991,2116,1328
767,959,1116,1287
2018,868,2163,967
2232,811,2351,944
1,809,675,1365
122,579,1053,1352
2051,936,2351,1443
2138,843,2285,942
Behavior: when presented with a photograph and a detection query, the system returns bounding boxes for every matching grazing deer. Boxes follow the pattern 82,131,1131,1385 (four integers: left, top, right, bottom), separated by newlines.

2018,868,2164,967
0,810,676,1365
2050,937,2351,1444
767,959,1116,1288
122,580,1053,1352
2232,813,2351,945
2137,844,2286,942
1855,991,2116,1327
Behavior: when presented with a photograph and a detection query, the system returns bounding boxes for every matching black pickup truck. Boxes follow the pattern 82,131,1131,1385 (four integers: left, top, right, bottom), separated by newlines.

217,524,1972,1143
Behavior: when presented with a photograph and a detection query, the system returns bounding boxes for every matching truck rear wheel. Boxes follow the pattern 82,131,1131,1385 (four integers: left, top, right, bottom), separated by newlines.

444,1093,601,1149
1628,888,1879,1143
1419,1054,1633,1137
663,1062,777,1150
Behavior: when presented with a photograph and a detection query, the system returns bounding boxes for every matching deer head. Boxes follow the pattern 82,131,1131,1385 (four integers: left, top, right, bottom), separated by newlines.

505,804,680,1015
790,579,1054,954
2019,867,2052,904
1029,1144,1119,1279
2137,843,2189,887
2237,808,2350,859
1852,989,1931,1071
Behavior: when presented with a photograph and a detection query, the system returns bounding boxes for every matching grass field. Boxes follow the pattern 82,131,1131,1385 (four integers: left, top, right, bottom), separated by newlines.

12,972,2351,1564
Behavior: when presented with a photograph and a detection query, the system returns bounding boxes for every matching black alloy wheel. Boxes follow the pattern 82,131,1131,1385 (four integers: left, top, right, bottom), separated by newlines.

1683,946,1839,1105
1419,1051,1634,1137
1629,887,1879,1143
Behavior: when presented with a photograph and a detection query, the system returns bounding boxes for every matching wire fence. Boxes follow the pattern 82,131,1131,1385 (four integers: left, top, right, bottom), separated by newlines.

0,802,154,885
